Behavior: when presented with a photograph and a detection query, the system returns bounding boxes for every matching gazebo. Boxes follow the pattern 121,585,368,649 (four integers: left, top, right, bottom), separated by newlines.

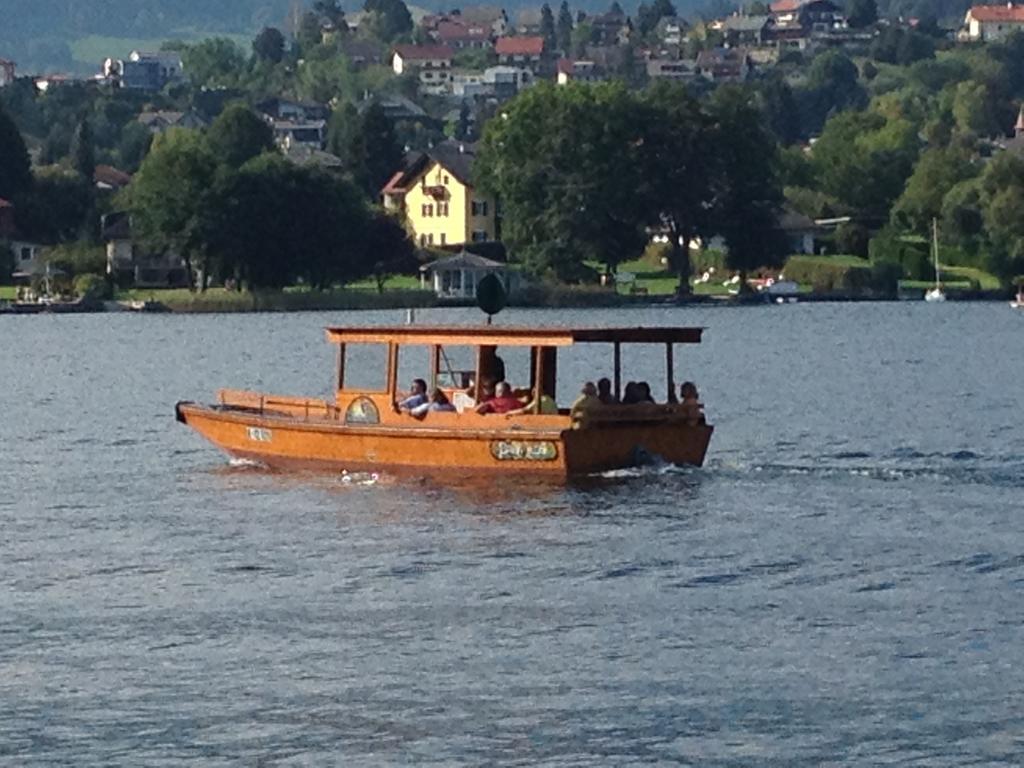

419,251,514,299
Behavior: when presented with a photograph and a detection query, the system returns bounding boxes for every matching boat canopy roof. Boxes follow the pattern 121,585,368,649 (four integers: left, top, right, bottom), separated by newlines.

325,325,704,347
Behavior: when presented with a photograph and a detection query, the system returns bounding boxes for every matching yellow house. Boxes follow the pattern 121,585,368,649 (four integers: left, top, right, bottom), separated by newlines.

381,140,497,249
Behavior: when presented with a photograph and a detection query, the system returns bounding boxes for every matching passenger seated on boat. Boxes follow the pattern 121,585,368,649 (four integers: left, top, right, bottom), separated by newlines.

680,381,705,424
570,382,602,422
505,391,558,416
475,382,523,414
635,381,656,404
411,388,457,418
597,377,618,405
397,378,429,411
621,381,640,404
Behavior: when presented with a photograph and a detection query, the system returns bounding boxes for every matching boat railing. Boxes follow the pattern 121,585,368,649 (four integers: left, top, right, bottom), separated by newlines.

575,402,705,427
217,388,343,421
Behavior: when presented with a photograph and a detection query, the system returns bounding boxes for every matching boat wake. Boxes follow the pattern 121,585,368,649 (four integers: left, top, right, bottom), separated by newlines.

708,451,1024,488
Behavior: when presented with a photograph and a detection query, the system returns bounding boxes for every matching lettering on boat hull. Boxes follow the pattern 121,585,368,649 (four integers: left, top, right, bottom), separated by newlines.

490,440,559,462
247,426,273,443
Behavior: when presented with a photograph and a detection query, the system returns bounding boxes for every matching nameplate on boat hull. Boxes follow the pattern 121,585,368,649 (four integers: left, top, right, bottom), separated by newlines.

345,397,380,425
490,440,558,462
247,427,273,443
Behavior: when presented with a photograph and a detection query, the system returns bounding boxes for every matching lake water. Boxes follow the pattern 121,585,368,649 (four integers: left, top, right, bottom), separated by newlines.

1,303,1022,766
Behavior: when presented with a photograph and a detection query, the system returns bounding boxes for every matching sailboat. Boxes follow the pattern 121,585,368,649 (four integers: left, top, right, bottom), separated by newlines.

924,218,946,303
1012,282,1023,309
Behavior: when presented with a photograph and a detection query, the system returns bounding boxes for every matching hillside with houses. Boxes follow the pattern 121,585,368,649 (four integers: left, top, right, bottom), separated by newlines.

3,0,1024,308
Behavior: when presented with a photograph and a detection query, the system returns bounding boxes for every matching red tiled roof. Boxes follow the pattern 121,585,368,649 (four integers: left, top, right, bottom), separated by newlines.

435,20,492,41
392,44,454,61
495,36,544,56
968,4,1024,22
556,58,574,74
770,0,803,12
94,164,132,188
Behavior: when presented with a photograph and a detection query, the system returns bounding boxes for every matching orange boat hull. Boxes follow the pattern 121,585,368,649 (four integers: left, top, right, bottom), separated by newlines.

175,401,713,478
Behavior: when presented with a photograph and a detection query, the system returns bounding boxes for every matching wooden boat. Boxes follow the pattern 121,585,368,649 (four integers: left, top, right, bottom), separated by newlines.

175,325,713,478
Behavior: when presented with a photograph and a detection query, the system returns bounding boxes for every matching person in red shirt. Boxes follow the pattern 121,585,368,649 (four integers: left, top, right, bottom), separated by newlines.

475,381,523,415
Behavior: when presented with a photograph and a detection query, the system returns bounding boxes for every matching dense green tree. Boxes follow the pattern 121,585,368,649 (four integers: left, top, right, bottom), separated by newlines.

206,103,275,171
892,144,978,235
847,0,878,29
363,0,413,42
330,103,404,198
974,153,1024,282
0,103,32,203
70,116,96,181
756,75,802,144
540,4,557,53
871,27,935,66
952,81,1001,137
126,129,217,288
181,38,246,88
252,27,286,63
708,86,788,287
638,82,715,295
365,209,417,292
208,154,371,289
556,1,574,54
477,82,650,279
16,170,94,243
811,109,920,219
802,50,867,132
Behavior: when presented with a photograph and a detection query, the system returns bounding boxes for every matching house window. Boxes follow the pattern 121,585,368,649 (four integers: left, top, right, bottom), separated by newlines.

472,230,488,242
438,202,449,216
427,233,434,245
443,175,450,185
440,233,447,245
420,234,428,247
471,200,489,216
421,204,433,217
20,247,32,261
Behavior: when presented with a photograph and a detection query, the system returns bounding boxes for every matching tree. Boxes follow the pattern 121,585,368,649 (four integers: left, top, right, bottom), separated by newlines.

540,4,557,53
363,0,413,42
70,116,96,181
0,103,32,203
870,27,934,65
847,0,878,29
476,82,651,279
181,38,246,88
801,50,867,132
126,129,217,289
16,170,94,243
811,109,920,219
556,1,574,54
609,1,624,15
637,0,677,37
206,103,275,171
253,27,286,63
639,82,715,295
365,209,417,292
207,155,371,290
952,81,1001,138
331,102,404,198
892,145,979,235
708,87,788,288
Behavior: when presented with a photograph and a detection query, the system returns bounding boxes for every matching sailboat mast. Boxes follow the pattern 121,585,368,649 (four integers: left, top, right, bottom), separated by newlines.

932,217,941,290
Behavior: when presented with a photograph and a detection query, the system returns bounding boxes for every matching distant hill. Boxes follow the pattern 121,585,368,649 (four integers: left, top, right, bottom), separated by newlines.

2,0,723,74
0,0,981,75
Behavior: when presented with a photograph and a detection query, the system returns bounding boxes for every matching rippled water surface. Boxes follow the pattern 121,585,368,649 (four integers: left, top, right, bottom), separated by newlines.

2,303,1023,766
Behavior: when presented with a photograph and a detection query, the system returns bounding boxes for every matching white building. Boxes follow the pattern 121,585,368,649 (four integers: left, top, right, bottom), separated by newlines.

419,251,515,300
391,44,454,95
962,3,1024,41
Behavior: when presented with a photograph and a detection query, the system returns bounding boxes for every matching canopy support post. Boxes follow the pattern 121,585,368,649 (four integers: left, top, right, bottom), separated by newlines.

613,341,621,401
336,343,346,392
387,342,398,399
666,343,677,404
533,346,544,414
430,344,440,390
